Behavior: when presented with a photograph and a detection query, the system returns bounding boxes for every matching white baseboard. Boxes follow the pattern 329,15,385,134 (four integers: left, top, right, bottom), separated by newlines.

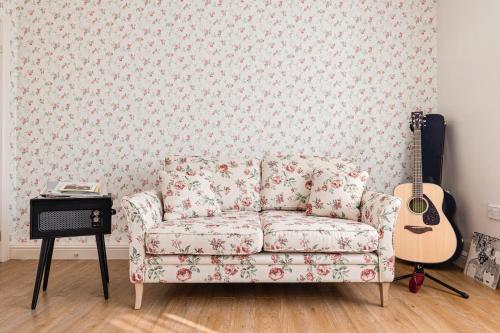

453,251,468,270
8,245,470,265
9,244,128,260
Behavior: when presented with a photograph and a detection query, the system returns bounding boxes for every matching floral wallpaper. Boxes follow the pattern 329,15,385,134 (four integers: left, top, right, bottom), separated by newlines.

8,0,436,245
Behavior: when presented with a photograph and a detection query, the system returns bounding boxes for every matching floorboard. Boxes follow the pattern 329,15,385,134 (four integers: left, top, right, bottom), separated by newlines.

0,260,499,333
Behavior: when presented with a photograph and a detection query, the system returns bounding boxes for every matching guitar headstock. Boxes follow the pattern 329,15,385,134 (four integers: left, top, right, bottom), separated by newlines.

410,111,426,131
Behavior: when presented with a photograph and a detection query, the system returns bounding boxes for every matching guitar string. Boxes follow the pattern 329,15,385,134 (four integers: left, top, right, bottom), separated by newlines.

413,124,424,213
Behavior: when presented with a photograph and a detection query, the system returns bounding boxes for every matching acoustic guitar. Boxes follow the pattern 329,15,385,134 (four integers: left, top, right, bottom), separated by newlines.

394,111,461,264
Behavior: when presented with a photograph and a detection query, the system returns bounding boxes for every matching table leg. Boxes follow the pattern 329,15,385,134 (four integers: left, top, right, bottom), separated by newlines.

42,238,55,291
100,234,109,283
31,239,49,310
96,234,109,299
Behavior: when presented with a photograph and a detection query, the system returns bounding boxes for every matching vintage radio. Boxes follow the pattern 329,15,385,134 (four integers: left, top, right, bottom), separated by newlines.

30,195,114,239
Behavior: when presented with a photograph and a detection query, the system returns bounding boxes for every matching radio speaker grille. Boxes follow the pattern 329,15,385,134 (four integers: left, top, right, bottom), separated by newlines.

39,210,93,232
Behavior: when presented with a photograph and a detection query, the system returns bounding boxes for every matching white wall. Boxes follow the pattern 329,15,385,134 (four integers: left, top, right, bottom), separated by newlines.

438,0,500,247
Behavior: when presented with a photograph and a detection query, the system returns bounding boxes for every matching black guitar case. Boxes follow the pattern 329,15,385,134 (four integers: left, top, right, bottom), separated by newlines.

420,114,445,186
412,114,464,263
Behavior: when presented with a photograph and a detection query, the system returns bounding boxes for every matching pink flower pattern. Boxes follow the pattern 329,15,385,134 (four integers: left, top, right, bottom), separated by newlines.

122,189,401,284
144,211,263,255
261,156,361,210
261,211,378,253
9,1,436,245
176,268,193,282
306,169,369,220
165,156,261,212
360,191,402,282
159,170,221,220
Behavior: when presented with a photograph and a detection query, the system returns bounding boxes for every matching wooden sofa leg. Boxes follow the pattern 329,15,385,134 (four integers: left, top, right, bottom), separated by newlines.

379,282,390,307
134,283,143,310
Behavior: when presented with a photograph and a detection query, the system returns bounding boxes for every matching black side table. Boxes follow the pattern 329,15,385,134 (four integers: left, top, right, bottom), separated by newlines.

30,195,115,309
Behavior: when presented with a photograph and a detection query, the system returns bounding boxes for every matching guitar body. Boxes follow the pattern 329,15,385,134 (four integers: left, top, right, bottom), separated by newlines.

394,183,458,264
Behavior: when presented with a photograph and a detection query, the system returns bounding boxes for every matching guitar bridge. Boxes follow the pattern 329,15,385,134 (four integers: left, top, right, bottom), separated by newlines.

404,225,433,234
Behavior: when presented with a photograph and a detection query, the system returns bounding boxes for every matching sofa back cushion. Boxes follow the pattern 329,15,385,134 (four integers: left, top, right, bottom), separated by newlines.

306,169,369,221
260,155,360,210
165,156,261,212
159,169,221,220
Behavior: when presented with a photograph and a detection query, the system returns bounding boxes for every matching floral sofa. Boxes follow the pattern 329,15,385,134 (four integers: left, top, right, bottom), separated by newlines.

122,156,401,309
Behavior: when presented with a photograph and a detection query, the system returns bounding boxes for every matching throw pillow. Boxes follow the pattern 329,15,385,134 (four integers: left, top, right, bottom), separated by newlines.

212,159,261,211
159,169,221,220
165,155,262,212
261,155,360,210
305,169,369,221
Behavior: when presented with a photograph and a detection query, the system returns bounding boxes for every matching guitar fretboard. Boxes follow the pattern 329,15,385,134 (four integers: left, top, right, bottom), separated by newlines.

413,129,423,198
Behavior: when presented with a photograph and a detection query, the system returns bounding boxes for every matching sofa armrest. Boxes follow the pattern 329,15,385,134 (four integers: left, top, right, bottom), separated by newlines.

360,190,402,282
122,190,163,283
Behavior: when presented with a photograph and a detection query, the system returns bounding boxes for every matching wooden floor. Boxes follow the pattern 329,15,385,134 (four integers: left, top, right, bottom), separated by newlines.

0,260,499,333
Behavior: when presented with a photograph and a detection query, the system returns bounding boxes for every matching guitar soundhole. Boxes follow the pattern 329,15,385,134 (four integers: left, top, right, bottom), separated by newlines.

408,197,428,214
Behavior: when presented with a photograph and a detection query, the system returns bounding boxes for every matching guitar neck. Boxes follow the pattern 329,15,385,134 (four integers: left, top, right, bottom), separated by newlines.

413,128,423,198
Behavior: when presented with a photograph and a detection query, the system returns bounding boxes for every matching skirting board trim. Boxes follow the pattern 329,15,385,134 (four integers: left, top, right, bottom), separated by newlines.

9,244,128,260
453,252,467,270
9,246,469,266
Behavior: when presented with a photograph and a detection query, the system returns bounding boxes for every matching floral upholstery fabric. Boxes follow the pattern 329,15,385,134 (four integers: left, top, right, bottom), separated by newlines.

261,211,378,253
123,186,401,284
212,159,261,211
122,190,164,283
260,155,359,210
144,263,380,283
306,169,368,221
145,211,263,255
159,170,221,220
145,252,378,266
165,156,261,212
360,190,402,282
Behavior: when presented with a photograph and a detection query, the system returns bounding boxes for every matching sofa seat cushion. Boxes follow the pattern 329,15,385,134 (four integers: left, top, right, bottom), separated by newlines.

145,211,263,255
261,211,378,253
